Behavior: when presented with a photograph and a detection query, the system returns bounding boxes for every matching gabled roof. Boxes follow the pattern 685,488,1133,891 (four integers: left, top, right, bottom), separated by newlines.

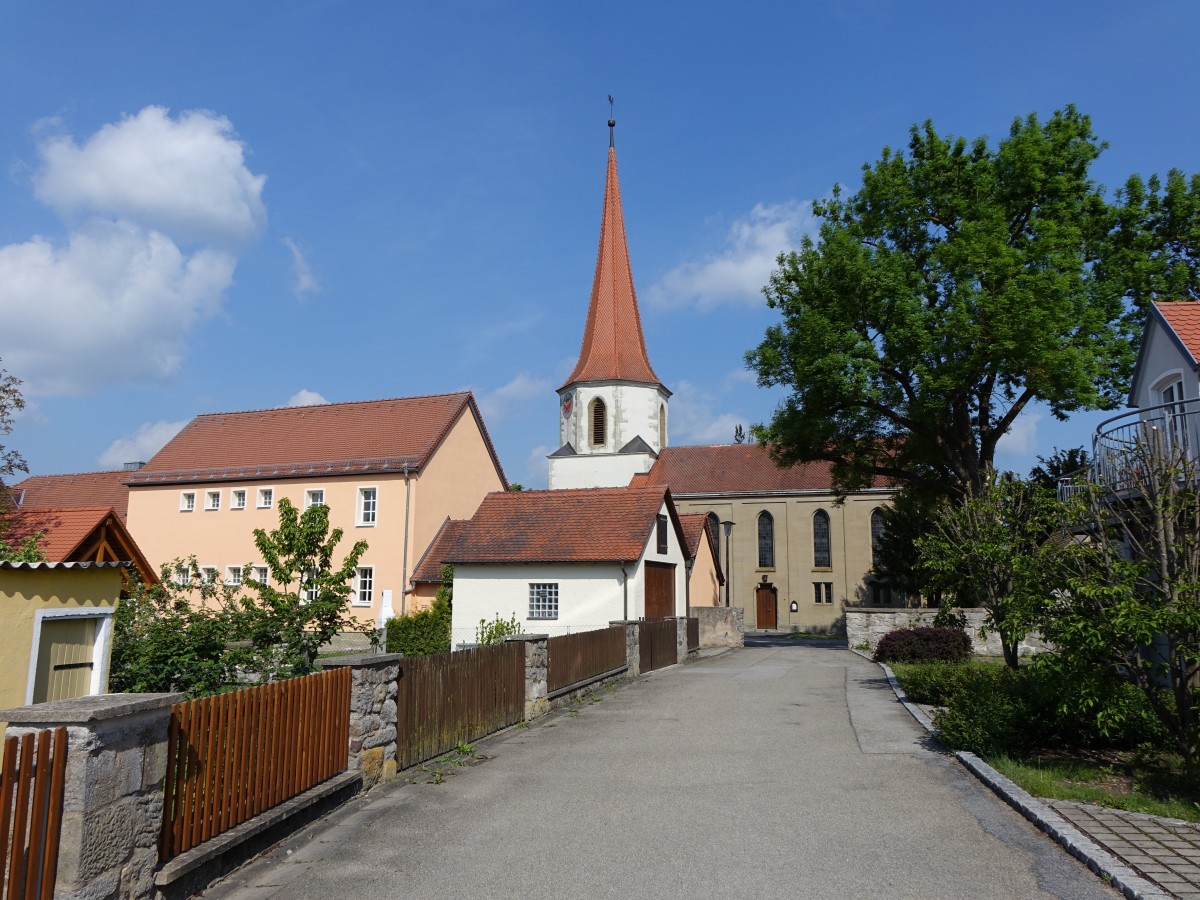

446,485,682,564
677,513,724,584
125,392,507,486
10,470,131,521
3,507,156,584
1129,302,1200,405
639,444,891,495
561,145,665,393
410,517,467,586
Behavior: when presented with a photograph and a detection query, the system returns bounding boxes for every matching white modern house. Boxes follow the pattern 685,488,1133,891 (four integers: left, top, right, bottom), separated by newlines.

445,485,689,642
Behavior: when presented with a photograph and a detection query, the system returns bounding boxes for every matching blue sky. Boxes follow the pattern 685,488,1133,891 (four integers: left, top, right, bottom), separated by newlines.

1,1,1196,489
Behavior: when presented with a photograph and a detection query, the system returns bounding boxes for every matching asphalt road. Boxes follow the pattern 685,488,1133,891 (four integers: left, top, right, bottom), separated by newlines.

205,641,1117,900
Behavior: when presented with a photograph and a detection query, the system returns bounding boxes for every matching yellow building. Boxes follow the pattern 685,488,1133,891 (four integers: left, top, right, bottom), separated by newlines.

0,561,123,709
124,392,507,628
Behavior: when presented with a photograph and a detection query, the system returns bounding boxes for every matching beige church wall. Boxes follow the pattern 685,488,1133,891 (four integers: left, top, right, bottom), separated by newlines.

672,491,895,633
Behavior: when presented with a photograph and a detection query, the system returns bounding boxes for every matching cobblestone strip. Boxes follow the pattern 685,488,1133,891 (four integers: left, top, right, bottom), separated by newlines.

860,651,1173,900
1049,801,1200,899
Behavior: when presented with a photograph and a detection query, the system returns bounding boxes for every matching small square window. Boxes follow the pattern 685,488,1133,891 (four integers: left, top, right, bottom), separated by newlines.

353,566,374,607
231,489,247,510
205,490,221,511
301,568,319,602
813,582,833,604
252,566,269,586
226,566,243,586
529,583,558,619
305,489,325,509
174,563,192,586
358,487,377,526
200,566,218,585
257,488,274,509
180,491,196,512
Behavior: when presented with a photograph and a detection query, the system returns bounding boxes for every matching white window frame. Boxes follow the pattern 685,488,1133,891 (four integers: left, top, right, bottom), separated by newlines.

305,488,326,510
200,566,218,585
257,487,274,509
205,490,221,511
529,583,559,620
231,489,247,510
353,566,374,607
252,565,269,586
357,487,378,527
301,568,319,603
226,566,243,587
174,563,192,587
25,606,116,705
180,491,196,512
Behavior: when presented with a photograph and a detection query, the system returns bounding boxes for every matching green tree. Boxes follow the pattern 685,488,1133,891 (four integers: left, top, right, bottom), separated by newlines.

916,477,1066,668
1028,447,1091,493
746,107,1145,501
733,424,746,444
0,530,46,562
1050,441,1200,773
242,497,370,677
0,360,29,550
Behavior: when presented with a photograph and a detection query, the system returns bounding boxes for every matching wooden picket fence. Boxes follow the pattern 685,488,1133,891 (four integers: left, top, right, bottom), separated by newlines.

396,643,524,770
547,627,627,696
638,619,678,673
159,668,351,863
1,728,68,900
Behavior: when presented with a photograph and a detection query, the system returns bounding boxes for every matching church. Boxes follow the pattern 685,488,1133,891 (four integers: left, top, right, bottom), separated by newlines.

445,117,896,637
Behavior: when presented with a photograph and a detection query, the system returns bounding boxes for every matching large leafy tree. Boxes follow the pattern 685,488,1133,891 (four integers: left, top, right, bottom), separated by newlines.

747,107,1167,500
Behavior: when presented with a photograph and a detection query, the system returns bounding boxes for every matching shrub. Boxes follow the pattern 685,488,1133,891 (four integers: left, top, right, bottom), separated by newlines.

386,595,451,657
475,612,521,645
873,626,971,664
890,661,979,706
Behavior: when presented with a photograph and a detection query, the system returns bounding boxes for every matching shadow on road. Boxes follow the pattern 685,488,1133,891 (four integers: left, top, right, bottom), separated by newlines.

744,634,849,650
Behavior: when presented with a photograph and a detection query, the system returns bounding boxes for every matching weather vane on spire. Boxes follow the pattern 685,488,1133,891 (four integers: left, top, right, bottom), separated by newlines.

608,95,615,148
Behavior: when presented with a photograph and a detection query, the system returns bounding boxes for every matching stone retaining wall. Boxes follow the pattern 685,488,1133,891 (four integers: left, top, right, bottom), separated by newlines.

845,608,1052,657
691,607,744,648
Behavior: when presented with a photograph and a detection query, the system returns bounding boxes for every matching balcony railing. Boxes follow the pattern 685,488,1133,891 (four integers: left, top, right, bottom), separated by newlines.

1087,397,1200,495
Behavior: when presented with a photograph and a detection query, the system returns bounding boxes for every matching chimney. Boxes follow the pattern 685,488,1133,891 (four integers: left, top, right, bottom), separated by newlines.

123,461,146,471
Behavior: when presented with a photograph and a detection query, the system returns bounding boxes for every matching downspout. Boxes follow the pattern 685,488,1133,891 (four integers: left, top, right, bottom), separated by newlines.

400,466,412,616
619,561,630,620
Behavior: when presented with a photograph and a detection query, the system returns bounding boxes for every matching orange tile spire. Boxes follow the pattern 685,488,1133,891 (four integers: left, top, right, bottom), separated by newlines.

561,134,664,391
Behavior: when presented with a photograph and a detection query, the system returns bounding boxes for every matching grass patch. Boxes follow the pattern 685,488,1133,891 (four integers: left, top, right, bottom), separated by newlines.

992,754,1200,823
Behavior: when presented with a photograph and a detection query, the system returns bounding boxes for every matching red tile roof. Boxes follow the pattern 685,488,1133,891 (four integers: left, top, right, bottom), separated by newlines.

11,470,131,521
410,518,467,585
2,506,155,583
561,147,664,392
640,445,887,495
446,485,676,564
124,392,506,486
1155,301,1200,364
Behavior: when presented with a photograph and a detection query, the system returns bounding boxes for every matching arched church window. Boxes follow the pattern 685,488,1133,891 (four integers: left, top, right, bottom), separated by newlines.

659,404,667,448
590,398,607,447
757,511,775,569
707,512,721,562
813,509,831,568
871,509,886,569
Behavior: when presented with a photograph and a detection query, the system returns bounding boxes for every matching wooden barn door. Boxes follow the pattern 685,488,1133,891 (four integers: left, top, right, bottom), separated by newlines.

643,563,676,620
33,617,97,703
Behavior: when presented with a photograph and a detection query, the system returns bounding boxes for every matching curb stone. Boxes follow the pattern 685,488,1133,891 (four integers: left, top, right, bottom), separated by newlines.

854,649,1172,900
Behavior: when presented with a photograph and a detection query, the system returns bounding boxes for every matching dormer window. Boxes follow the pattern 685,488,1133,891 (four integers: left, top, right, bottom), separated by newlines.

590,398,607,447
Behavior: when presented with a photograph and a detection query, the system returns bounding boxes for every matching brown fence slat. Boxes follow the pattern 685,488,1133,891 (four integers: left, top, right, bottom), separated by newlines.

638,620,678,673
22,732,53,899
0,728,69,900
547,627,627,695
37,728,68,900
0,738,17,891
159,669,353,864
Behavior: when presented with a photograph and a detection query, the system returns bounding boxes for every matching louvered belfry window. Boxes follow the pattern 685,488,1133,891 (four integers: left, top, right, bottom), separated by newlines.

590,398,607,446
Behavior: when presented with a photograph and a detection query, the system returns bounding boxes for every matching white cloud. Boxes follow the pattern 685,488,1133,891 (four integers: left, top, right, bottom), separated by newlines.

0,107,265,396
98,419,188,467
646,201,812,312
0,222,235,394
34,106,266,247
282,237,319,298
288,389,328,407
520,444,553,490
668,379,747,445
476,373,552,425
995,409,1044,475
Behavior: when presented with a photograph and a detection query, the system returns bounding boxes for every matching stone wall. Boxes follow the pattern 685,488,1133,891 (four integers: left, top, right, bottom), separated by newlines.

691,607,744,648
506,634,549,720
845,608,1052,657
1,693,181,900
322,653,400,789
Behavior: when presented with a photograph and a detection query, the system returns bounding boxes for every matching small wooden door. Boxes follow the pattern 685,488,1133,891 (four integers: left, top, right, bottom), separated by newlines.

756,584,778,630
644,562,676,620
33,617,97,703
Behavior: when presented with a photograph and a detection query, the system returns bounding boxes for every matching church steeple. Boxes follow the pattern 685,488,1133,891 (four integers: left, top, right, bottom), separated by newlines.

561,121,665,393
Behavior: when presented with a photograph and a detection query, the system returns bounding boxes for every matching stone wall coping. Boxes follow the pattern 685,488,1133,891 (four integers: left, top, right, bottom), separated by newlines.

845,607,985,615
504,634,550,642
609,620,640,626
320,653,403,669
0,692,183,725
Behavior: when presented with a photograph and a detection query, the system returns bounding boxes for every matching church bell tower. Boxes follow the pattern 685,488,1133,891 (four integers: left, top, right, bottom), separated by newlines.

548,112,670,490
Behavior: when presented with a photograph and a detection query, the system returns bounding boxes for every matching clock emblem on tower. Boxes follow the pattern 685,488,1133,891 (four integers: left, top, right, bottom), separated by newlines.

561,393,573,419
